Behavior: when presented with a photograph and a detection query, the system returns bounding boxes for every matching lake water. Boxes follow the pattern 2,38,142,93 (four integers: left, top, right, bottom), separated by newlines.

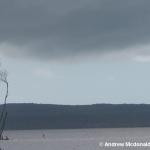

1,128,150,150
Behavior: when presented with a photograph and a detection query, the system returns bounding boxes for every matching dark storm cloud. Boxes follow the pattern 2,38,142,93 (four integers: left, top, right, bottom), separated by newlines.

0,0,150,60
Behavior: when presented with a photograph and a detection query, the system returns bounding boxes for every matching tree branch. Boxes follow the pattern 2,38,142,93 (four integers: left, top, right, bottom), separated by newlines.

0,70,8,140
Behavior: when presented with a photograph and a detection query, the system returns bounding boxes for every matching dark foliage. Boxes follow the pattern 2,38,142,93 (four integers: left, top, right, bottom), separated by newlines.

3,103,150,130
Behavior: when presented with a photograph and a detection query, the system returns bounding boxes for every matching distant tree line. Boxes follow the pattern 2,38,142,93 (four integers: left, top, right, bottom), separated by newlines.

2,103,150,130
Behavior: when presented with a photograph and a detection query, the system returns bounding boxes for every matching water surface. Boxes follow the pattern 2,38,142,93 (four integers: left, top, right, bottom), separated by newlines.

1,128,150,150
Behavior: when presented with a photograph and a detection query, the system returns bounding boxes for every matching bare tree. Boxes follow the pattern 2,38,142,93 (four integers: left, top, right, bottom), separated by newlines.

0,70,8,140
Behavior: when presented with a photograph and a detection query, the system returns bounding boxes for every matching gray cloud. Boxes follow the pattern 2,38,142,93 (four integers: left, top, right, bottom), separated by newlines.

0,0,150,60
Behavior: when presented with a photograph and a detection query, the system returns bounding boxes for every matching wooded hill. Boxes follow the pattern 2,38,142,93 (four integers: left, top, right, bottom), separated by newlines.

2,103,150,130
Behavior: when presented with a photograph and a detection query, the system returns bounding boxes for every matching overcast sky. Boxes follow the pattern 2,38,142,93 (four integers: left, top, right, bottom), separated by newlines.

0,0,150,104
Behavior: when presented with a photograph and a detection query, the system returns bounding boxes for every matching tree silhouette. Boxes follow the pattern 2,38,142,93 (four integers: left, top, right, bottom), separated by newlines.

0,70,8,140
